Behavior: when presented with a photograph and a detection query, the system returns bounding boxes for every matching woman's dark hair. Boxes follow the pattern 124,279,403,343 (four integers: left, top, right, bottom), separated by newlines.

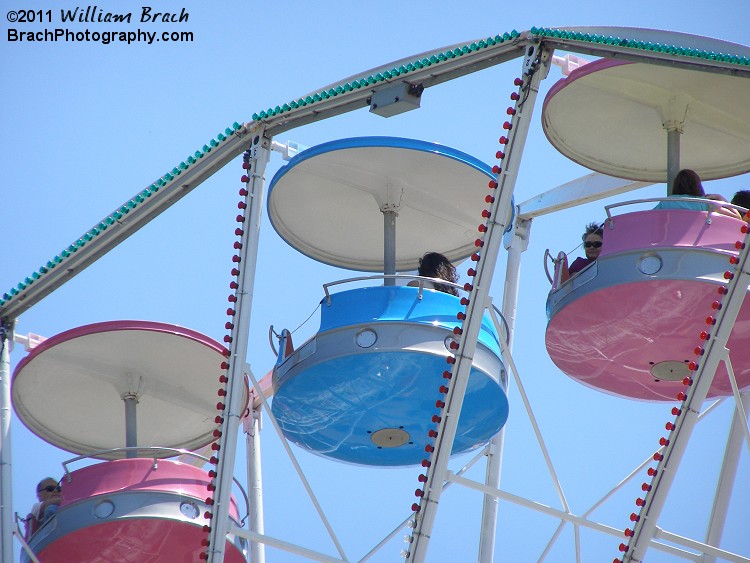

581,222,603,241
418,252,459,296
672,169,705,197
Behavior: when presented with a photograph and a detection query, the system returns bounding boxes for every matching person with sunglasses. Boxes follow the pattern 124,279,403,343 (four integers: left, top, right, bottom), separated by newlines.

24,477,62,538
567,222,604,278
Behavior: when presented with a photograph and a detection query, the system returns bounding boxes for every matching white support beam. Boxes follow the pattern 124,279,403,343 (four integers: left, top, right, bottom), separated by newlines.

0,323,14,563
517,173,651,220
244,342,349,561
624,222,750,562
654,528,750,563
478,217,530,563
406,40,552,563
702,391,750,563
229,525,346,563
246,401,265,563
207,134,270,563
450,472,749,562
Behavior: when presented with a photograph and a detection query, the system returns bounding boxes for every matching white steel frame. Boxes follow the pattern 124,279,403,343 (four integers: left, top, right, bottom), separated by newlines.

1,27,749,563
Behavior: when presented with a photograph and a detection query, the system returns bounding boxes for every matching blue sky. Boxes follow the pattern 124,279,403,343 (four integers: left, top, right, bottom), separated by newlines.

2,1,749,561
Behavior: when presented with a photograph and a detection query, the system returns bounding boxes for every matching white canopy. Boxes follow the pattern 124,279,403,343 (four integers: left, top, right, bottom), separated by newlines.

12,321,241,459
267,137,504,271
542,57,750,181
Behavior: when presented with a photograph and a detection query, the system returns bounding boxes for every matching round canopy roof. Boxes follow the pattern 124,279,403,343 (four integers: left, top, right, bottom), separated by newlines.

12,321,241,459
542,58,750,181
267,137,503,272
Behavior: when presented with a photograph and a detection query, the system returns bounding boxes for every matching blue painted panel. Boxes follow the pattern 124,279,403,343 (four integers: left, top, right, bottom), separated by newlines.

272,350,509,466
320,286,502,356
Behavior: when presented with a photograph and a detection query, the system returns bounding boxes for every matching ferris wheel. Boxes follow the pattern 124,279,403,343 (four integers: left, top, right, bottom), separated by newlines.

2,25,749,563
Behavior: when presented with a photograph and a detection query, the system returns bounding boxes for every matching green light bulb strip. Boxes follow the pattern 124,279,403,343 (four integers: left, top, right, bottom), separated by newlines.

251,31,521,121
0,122,244,311
530,27,750,66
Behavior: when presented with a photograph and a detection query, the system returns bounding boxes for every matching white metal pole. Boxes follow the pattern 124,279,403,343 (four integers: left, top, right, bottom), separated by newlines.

666,129,680,195
0,320,14,563
384,209,397,286
208,131,270,563
124,395,138,458
624,224,750,562
500,219,530,351
478,217,530,562
702,391,750,563
406,42,551,563
246,403,265,563
478,429,504,562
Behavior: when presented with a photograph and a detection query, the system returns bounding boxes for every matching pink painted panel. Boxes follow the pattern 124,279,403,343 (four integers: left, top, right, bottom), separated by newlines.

38,519,245,563
62,458,240,519
600,210,742,257
546,279,750,401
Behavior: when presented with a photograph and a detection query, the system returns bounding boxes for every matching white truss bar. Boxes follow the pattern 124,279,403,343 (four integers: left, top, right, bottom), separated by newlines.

360,448,488,563
653,528,750,563
448,473,702,561
478,426,506,562
582,456,654,519
516,173,651,220
495,310,572,514
360,517,414,562
229,525,346,563
406,42,552,563
1,325,13,563
624,222,750,563
13,519,40,563
724,358,750,451
0,124,257,322
244,343,348,560
478,216,529,563
551,53,591,76
455,471,748,562
583,399,723,519
208,135,271,563
703,392,750,563
496,316,576,562
11,332,46,352
540,399,724,560
246,402,265,563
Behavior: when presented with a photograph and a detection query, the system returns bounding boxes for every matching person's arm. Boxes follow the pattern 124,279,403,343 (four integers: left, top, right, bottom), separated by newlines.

39,498,61,514
24,513,39,540
706,194,742,219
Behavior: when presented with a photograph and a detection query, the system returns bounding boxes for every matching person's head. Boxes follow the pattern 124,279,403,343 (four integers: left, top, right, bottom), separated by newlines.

36,478,61,502
581,222,604,261
418,252,458,295
672,169,705,197
731,190,750,210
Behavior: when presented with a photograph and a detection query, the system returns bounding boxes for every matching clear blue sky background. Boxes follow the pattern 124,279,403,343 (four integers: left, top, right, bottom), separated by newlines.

2,1,749,561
